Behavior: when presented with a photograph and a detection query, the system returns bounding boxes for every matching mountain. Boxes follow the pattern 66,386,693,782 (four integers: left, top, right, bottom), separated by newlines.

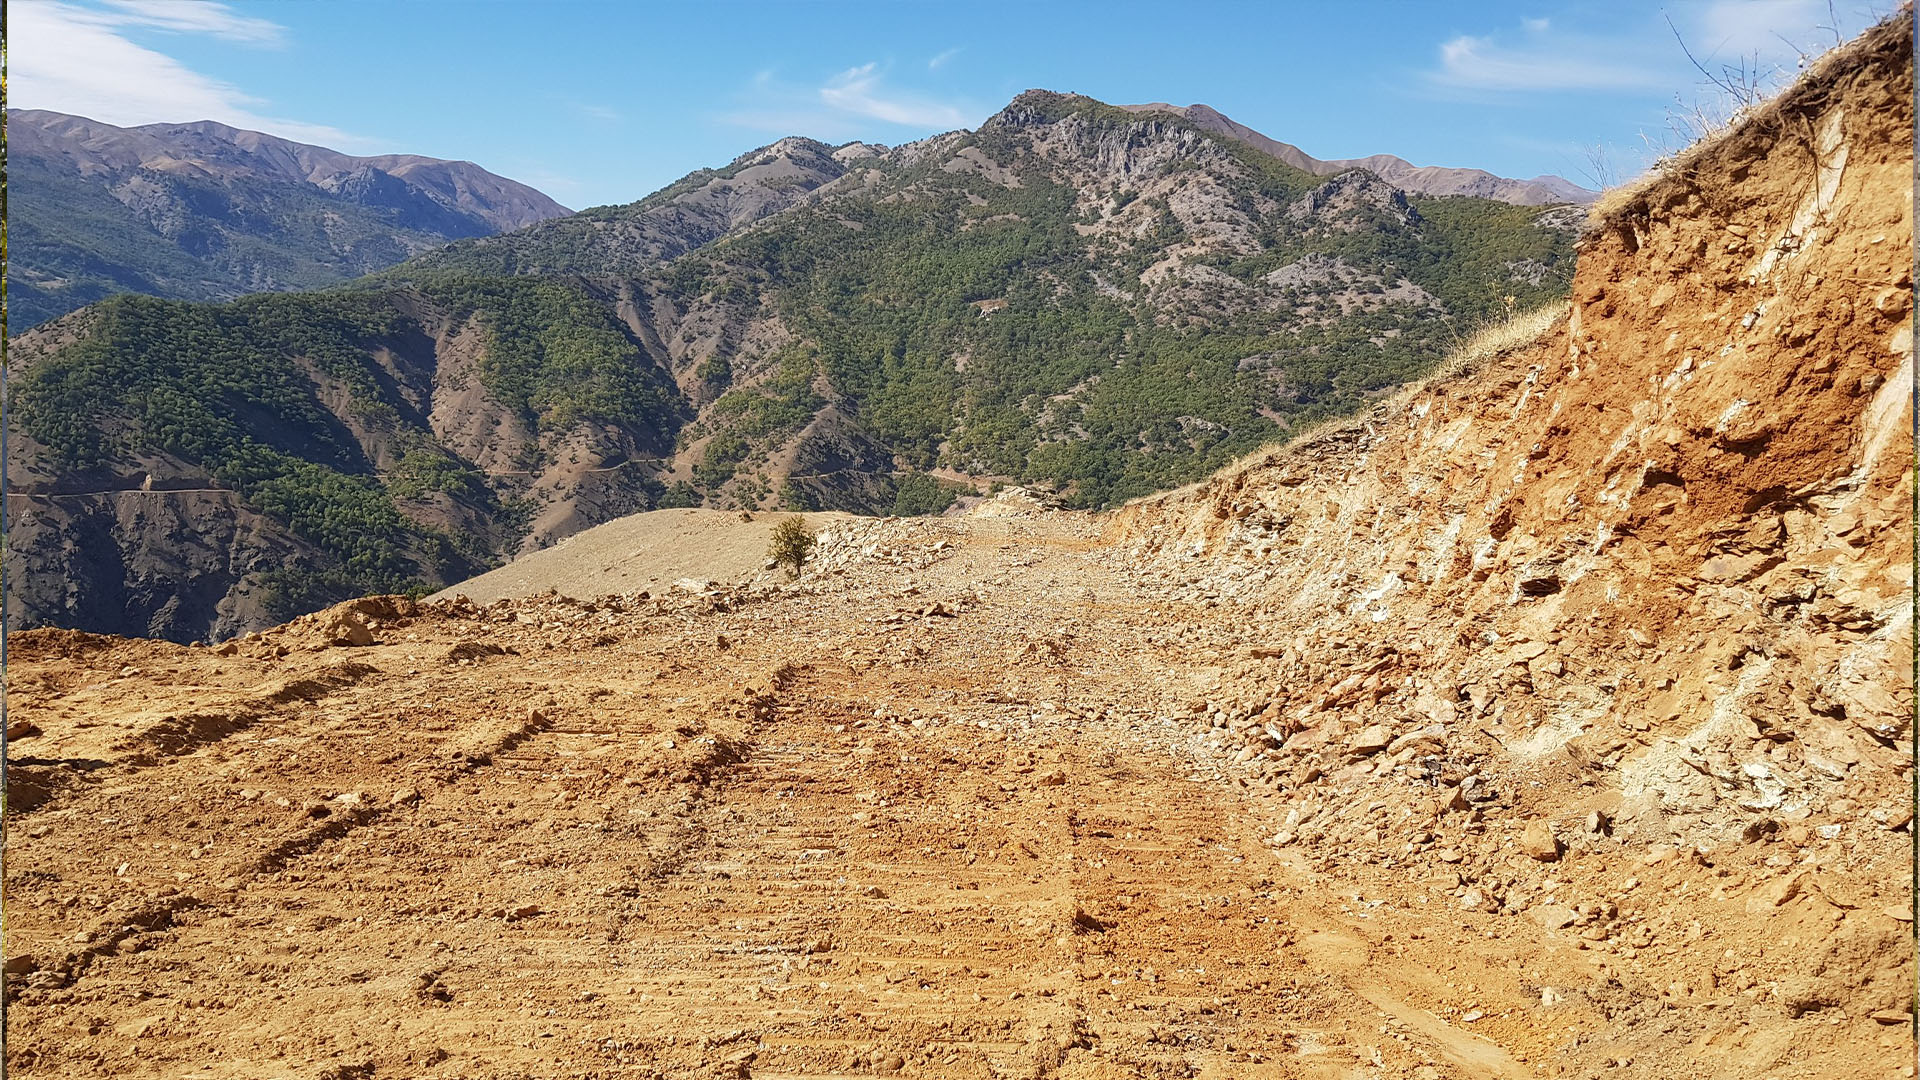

402,136,857,278
7,110,572,329
1121,102,1596,205
5,90,1580,642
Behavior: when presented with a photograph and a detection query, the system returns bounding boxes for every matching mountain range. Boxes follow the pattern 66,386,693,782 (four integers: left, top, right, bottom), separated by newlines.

6,92,1586,642
8,109,572,329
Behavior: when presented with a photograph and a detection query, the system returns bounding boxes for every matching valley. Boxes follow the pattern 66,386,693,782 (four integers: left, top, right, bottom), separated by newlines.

7,93,1579,643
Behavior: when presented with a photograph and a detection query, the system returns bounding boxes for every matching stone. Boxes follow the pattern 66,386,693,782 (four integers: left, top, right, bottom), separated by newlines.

1746,871,1807,912
1350,725,1393,755
1387,724,1446,755
390,788,420,807
1528,905,1579,930
3,954,38,976
1520,820,1562,861
1515,563,1562,596
1036,769,1067,787
326,613,375,648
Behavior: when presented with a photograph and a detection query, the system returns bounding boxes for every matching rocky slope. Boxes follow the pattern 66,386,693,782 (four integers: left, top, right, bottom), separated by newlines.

401,136,856,277
1109,11,1914,1067
7,92,1578,642
1121,102,1597,205
8,110,571,328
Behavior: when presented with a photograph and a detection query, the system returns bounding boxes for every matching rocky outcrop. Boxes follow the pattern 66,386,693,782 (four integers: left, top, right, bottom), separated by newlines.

406,137,851,277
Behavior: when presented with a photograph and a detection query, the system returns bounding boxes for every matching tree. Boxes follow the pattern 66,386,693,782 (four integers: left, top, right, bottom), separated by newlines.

767,516,816,576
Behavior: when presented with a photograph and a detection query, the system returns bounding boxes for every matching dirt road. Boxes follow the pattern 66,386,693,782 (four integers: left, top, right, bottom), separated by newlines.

11,508,1904,1079
8,512,1596,1080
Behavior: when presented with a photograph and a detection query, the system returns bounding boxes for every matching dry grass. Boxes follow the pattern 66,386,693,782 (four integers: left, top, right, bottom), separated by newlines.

1432,300,1569,381
1586,7,1905,230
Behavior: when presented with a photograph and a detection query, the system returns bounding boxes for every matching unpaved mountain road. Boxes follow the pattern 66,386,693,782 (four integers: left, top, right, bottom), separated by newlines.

11,508,1901,1079
8,512,1586,1080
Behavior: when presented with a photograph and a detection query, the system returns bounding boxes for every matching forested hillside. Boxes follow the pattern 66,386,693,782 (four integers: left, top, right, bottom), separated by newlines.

6,92,1577,640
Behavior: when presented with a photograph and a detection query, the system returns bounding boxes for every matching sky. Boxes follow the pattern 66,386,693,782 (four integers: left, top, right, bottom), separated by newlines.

10,0,1894,210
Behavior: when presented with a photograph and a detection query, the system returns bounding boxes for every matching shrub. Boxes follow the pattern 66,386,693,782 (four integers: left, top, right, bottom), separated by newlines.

768,516,816,575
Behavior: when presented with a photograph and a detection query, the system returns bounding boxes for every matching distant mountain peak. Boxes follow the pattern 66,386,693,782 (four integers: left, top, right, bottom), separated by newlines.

8,108,574,328
1118,100,1595,206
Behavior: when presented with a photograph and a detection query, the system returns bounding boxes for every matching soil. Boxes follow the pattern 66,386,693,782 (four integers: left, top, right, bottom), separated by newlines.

435,510,860,606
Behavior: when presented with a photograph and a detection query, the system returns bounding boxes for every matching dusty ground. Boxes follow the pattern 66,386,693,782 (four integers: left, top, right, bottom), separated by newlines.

434,509,860,606
4,503,1911,1080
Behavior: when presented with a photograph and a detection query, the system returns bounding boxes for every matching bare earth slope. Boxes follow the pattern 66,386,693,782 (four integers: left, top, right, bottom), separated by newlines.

3,16,1910,1080
432,509,860,605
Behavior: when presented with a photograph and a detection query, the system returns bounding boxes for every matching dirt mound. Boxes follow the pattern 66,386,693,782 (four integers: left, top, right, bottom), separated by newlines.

1109,12,1913,1071
431,508,857,605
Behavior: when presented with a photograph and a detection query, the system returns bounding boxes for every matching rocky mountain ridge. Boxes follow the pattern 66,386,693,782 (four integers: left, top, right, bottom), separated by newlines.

8,109,571,328
1120,101,1597,205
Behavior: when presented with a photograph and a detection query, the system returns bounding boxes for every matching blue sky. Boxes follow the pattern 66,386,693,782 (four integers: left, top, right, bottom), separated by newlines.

11,0,1891,210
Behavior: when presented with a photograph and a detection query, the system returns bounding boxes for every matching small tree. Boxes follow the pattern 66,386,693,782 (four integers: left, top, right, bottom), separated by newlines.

768,516,815,576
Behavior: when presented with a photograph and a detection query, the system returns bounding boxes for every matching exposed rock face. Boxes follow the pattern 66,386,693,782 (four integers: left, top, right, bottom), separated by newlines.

8,109,571,327
1285,170,1422,230
1120,100,1598,205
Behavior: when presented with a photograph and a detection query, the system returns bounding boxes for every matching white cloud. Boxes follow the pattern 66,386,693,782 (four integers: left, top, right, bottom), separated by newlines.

576,103,623,123
10,1,371,149
928,47,961,70
1426,4,1875,96
820,63,972,128
721,61,979,138
93,0,286,44
1435,33,1664,91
